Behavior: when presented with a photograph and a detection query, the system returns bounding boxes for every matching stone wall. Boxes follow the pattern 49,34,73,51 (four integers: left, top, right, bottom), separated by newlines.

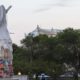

12,75,28,80
0,75,28,80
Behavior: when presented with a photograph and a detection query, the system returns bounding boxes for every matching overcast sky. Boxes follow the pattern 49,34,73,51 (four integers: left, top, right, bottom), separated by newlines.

0,0,80,45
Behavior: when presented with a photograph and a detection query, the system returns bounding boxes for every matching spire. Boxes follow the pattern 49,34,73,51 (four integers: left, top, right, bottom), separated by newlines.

37,25,40,35
37,25,40,29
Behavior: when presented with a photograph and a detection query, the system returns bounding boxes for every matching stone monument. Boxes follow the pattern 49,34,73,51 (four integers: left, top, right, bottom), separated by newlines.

0,5,13,78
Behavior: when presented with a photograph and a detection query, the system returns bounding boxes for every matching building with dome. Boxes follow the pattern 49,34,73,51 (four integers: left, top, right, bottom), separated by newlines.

30,25,62,37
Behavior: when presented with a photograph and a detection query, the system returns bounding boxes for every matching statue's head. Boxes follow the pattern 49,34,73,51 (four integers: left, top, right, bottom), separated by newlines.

0,5,5,11
0,5,4,8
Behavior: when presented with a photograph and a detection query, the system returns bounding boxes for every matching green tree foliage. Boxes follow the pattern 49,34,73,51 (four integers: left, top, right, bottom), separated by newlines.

13,44,28,74
13,28,80,79
56,28,80,80
57,28,80,65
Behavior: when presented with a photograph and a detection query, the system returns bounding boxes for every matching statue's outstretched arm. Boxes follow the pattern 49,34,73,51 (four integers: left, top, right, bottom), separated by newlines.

6,5,12,13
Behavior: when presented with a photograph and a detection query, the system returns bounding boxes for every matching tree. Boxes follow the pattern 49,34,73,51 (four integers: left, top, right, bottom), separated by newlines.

21,34,64,76
56,28,80,80
13,44,28,74
13,28,80,79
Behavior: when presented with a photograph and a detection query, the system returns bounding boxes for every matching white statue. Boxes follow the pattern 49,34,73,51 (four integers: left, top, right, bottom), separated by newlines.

0,5,12,40
0,5,13,58
0,5,13,77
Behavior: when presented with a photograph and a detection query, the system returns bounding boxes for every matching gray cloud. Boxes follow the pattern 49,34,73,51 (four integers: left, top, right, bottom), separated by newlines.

48,3,68,7
35,7,51,13
35,0,79,13
35,3,68,13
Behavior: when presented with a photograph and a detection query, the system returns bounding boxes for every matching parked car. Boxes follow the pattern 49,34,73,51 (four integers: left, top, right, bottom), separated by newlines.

38,73,50,80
